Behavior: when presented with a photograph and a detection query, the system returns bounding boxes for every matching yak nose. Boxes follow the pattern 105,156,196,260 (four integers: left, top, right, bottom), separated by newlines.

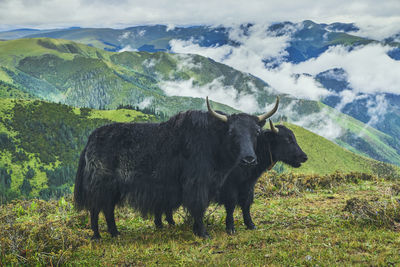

241,156,257,165
301,154,308,162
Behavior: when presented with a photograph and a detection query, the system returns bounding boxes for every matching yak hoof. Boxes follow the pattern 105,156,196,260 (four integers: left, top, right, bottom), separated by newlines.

194,229,210,239
226,227,236,235
167,220,176,226
246,224,256,230
91,234,101,240
200,232,211,239
110,230,121,237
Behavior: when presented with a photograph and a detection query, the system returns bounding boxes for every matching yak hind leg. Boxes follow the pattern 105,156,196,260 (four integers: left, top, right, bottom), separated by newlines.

165,209,175,226
183,180,209,238
192,211,208,238
90,208,101,240
154,210,163,229
104,204,120,237
186,203,209,238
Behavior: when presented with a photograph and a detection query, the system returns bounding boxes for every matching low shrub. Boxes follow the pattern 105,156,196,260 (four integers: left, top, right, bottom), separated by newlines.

343,197,400,230
255,171,378,197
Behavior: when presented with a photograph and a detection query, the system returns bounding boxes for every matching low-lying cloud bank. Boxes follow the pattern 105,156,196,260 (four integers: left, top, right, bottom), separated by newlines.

294,44,400,95
170,24,331,101
159,77,260,113
168,23,399,130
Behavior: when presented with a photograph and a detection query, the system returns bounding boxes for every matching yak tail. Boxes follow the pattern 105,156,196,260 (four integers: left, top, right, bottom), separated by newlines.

74,146,87,211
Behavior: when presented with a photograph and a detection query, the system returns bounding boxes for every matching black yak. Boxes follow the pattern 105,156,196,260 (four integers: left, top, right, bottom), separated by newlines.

156,120,307,234
74,97,279,239
220,120,308,234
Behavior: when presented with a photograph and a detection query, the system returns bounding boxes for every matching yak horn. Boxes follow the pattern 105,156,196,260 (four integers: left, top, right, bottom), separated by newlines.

206,96,228,122
269,119,279,134
258,96,279,122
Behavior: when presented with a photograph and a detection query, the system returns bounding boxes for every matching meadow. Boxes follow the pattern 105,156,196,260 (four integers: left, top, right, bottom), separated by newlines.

2,171,400,266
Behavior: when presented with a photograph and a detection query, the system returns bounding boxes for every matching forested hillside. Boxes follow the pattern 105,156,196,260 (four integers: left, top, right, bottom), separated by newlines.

0,98,155,202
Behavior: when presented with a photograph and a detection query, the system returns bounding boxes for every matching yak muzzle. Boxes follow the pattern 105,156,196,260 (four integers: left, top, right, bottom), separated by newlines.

241,156,258,166
300,153,308,163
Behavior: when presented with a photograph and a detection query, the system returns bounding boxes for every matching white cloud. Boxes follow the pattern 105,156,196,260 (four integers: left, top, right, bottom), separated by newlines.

279,100,343,140
293,44,400,95
334,90,368,111
296,110,343,141
355,94,389,138
354,17,400,40
366,94,388,126
118,45,137,52
159,77,260,113
392,35,400,43
166,24,175,31
118,31,132,41
169,39,232,62
142,58,160,68
137,97,152,109
173,54,203,72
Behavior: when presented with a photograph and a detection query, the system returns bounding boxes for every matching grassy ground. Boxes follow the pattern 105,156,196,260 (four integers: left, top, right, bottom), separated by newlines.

1,172,400,266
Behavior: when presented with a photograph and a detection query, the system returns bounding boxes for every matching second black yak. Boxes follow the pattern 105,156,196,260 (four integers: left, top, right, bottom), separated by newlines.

74,97,279,239
156,120,307,234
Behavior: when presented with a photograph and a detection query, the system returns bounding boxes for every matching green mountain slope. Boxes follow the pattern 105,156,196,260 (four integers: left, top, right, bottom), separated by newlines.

295,102,400,166
282,123,399,176
0,38,399,166
22,25,221,51
0,98,156,202
0,38,248,114
0,98,398,203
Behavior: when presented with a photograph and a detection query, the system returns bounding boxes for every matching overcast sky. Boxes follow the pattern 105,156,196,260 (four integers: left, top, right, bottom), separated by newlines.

1,0,400,39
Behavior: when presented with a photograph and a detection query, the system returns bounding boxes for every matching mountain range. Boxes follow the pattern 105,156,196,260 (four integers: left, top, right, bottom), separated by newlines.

0,35,399,165
2,20,398,149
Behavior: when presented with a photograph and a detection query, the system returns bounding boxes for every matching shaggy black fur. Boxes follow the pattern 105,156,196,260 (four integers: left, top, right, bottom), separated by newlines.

74,109,265,239
156,124,307,234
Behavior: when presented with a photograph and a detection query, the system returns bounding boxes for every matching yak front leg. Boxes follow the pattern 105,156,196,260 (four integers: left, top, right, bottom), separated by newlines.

224,202,236,235
239,188,256,230
165,209,176,226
